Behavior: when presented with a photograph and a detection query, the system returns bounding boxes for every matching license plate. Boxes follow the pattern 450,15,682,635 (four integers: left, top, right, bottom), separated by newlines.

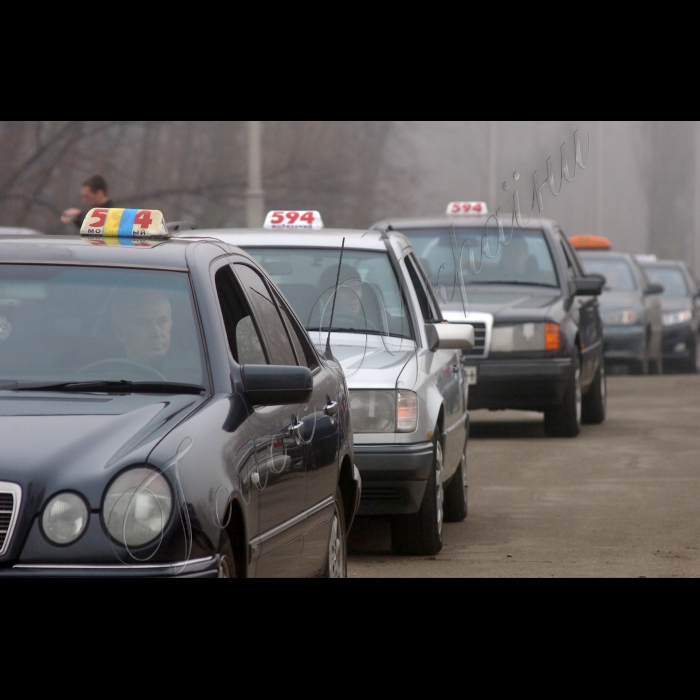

465,366,478,386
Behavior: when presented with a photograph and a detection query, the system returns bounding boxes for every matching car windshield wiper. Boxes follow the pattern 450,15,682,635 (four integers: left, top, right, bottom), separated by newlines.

466,281,559,288
11,381,207,395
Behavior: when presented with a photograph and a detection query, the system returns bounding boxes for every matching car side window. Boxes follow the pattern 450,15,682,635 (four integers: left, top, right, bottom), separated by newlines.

560,235,586,278
275,293,319,370
405,254,439,323
234,264,297,367
215,265,268,366
558,239,577,283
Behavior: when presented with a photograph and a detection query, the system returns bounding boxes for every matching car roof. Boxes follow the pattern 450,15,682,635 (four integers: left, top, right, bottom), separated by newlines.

372,216,559,232
0,233,205,271
181,228,413,254
577,250,636,262
0,227,43,236
640,259,687,269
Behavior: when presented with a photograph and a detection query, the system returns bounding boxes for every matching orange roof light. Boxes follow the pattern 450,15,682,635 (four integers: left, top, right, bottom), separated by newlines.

569,235,612,251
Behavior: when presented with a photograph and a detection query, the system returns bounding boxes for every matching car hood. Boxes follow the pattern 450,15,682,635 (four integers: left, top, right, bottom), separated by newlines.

598,290,643,316
0,393,206,510
440,286,561,322
315,333,418,390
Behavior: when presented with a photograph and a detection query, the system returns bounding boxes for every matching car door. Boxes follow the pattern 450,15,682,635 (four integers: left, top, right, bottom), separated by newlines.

404,253,466,478
560,234,601,385
232,261,308,578
274,291,340,576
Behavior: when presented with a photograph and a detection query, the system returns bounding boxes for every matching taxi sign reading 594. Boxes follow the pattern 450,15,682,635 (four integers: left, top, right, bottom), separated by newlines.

447,202,489,216
80,208,170,239
264,211,324,230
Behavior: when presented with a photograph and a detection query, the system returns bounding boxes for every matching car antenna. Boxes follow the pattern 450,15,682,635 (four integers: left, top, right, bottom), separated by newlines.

326,237,346,360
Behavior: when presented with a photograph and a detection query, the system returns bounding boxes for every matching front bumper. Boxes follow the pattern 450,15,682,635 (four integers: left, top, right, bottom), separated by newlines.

354,442,434,516
0,556,219,578
465,358,572,411
662,324,695,359
603,326,646,363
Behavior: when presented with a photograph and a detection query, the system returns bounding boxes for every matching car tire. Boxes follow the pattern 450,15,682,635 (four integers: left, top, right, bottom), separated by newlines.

443,453,468,523
582,360,607,425
322,491,347,579
218,534,237,579
391,436,444,557
544,352,582,438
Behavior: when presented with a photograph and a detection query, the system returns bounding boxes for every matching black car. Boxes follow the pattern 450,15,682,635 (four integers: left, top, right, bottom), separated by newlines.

373,215,606,438
640,259,700,373
577,251,665,375
0,224,359,578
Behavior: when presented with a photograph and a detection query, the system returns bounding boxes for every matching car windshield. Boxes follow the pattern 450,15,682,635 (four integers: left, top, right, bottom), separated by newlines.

580,257,637,292
644,266,690,297
245,248,413,340
401,228,559,290
0,265,205,387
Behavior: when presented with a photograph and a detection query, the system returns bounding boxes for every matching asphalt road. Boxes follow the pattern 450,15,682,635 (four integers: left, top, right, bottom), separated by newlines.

348,375,700,578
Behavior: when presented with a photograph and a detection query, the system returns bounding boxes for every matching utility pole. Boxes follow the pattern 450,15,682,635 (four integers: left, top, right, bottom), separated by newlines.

489,121,498,209
596,121,604,235
246,121,265,228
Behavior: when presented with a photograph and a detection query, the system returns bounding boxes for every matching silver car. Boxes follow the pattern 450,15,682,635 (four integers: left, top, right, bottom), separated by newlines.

180,226,474,556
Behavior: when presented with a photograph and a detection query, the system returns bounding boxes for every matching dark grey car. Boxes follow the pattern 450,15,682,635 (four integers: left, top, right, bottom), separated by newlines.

640,260,700,373
578,251,664,375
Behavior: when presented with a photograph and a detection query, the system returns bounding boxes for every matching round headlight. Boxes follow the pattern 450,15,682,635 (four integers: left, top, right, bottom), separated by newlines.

103,468,173,548
42,493,89,545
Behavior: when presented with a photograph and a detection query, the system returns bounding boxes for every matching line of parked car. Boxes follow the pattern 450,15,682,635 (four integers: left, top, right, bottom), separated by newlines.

1,203,693,578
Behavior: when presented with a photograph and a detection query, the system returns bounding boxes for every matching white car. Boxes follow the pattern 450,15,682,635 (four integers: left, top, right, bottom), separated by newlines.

179,214,474,556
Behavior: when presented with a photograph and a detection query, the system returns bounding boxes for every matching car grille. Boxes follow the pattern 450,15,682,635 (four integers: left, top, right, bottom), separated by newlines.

0,488,19,557
462,323,487,358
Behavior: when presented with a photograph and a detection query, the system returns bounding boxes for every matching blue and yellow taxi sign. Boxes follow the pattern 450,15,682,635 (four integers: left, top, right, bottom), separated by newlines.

81,208,171,240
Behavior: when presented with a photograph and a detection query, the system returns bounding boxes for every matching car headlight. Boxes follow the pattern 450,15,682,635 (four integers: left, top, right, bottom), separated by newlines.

604,309,639,326
663,310,692,327
42,493,89,545
350,391,396,433
103,468,173,548
349,390,419,434
491,323,561,352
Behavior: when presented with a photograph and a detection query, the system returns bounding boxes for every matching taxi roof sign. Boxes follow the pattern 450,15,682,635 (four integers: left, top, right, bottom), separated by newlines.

264,211,324,230
570,235,612,251
81,208,171,240
447,202,489,216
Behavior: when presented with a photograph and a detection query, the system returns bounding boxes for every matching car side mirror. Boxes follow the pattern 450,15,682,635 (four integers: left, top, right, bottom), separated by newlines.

426,323,475,352
242,365,313,406
574,275,606,297
645,283,665,296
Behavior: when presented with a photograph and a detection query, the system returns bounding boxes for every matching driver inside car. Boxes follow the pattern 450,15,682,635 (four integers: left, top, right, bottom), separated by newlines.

111,290,173,371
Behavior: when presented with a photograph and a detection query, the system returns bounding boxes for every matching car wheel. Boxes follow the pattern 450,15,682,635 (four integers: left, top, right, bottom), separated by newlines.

218,534,237,579
391,436,444,556
322,491,347,579
582,360,607,425
443,453,468,523
544,352,582,438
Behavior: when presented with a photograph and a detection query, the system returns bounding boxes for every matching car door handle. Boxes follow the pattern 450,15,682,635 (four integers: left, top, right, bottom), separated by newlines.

324,402,339,417
286,419,304,437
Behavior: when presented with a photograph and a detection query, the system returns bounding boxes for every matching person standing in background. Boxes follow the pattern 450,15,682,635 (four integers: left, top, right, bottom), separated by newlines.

61,175,113,229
